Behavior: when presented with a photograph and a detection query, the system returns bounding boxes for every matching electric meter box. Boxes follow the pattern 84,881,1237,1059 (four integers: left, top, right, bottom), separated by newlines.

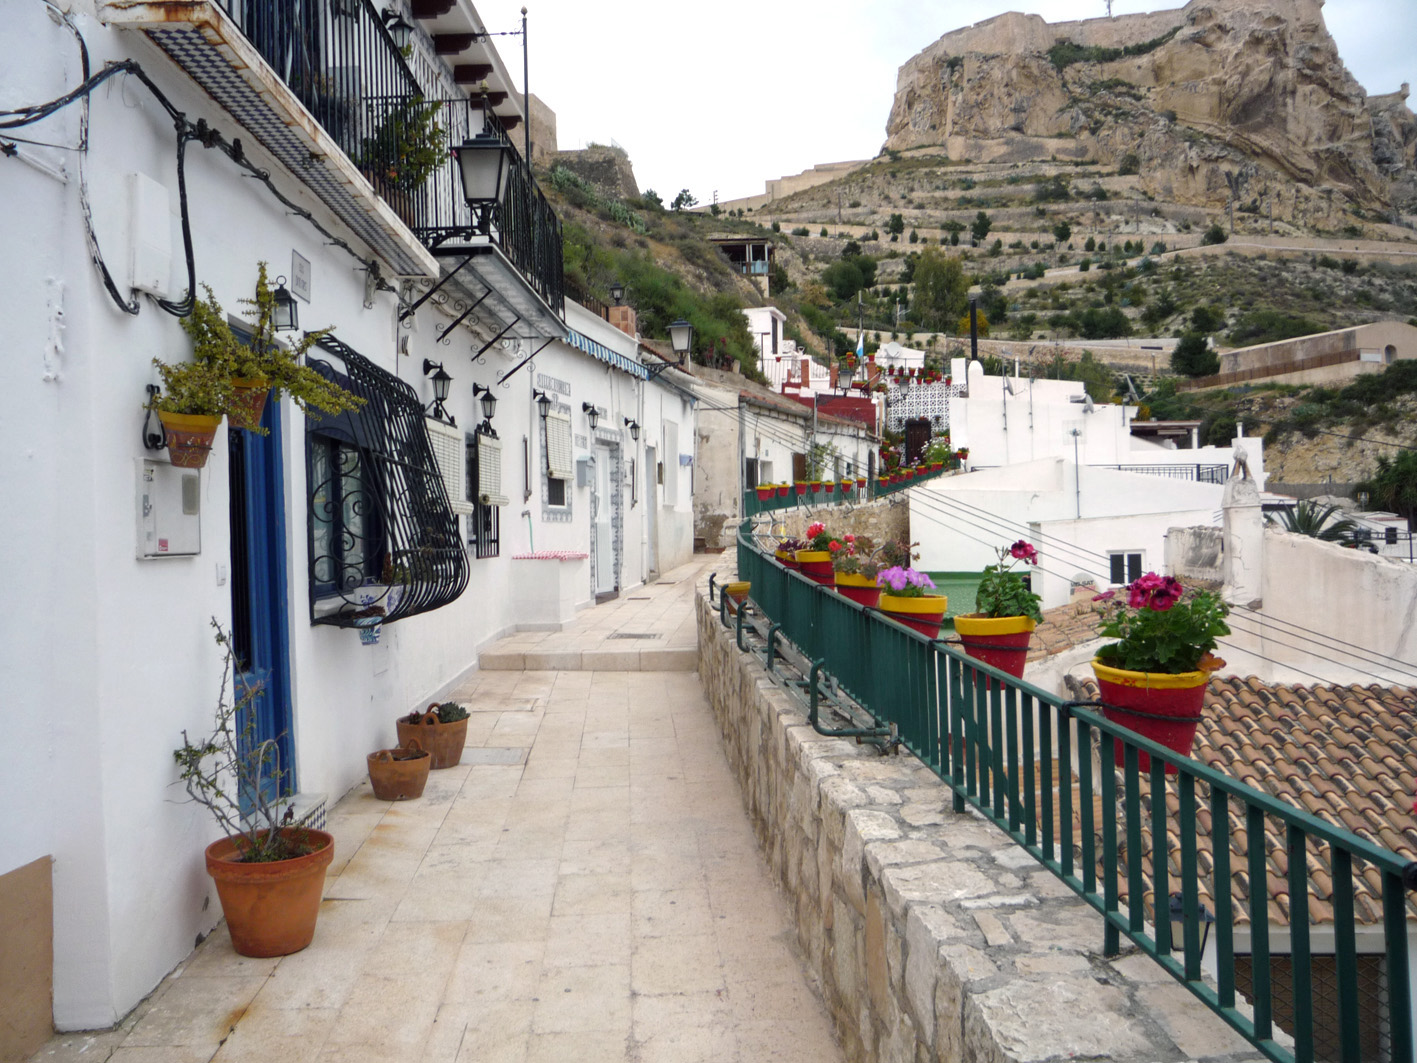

137,458,202,558
576,455,593,488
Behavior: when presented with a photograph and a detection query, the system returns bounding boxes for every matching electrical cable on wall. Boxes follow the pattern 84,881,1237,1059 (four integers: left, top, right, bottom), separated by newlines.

2,8,399,317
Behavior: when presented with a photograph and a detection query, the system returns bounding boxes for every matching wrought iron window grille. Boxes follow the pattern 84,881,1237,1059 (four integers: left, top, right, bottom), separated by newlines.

306,336,469,627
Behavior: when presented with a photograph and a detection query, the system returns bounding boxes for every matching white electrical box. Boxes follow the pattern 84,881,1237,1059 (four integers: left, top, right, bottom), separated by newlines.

137,458,202,558
127,173,172,298
576,455,593,488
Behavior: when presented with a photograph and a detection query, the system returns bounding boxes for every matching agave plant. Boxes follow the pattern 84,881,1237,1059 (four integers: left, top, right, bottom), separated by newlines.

1267,500,1358,542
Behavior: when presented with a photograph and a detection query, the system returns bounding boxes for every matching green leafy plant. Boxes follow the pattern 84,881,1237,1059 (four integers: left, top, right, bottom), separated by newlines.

151,356,233,417
829,535,882,579
974,541,1043,622
433,701,469,724
803,521,834,552
173,620,322,862
1094,575,1230,674
1267,500,1357,542
360,97,446,192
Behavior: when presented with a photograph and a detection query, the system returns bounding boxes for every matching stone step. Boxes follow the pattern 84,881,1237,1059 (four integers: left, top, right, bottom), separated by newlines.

478,646,697,672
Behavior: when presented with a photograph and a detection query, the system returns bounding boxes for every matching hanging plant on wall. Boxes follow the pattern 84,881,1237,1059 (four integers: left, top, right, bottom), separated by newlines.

360,97,446,192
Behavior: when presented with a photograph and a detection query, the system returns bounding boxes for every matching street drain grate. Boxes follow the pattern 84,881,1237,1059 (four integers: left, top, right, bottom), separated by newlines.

608,632,661,640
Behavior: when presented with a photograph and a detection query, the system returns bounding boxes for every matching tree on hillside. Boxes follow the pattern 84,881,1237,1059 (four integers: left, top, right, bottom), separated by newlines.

910,248,969,332
887,213,905,237
1358,451,1417,530
1171,331,1218,377
642,189,663,210
1052,220,1072,244
971,211,993,244
671,189,697,212
1267,501,1358,542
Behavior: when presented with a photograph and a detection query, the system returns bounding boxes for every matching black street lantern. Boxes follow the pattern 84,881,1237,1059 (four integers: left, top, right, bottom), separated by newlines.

472,383,497,425
423,358,453,423
381,7,414,49
271,275,299,332
609,282,625,306
624,417,640,442
668,319,694,359
453,133,513,232
582,401,599,432
533,389,552,420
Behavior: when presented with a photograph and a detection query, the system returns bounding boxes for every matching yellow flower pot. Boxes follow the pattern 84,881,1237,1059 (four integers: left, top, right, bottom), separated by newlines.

877,592,948,637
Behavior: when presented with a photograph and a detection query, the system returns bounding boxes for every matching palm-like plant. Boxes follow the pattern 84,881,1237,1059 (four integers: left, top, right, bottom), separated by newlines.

1268,500,1358,542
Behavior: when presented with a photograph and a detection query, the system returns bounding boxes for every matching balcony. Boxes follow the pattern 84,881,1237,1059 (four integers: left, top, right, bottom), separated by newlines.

101,0,564,335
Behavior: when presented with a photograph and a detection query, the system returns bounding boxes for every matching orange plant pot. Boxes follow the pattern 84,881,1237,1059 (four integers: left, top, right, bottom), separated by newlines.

396,709,469,770
157,411,223,469
205,828,334,958
367,739,431,800
228,377,270,431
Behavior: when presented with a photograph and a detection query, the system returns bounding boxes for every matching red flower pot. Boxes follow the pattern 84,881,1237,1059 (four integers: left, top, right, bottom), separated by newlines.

795,550,835,586
795,483,808,495
823,482,836,493
836,572,881,608
878,593,948,638
756,486,774,501
775,549,800,571
1092,660,1210,774
776,484,790,497
953,615,1036,680
810,482,822,493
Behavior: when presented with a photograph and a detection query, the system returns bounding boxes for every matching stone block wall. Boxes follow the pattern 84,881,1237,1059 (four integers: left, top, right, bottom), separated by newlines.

696,573,1261,1063
768,499,909,551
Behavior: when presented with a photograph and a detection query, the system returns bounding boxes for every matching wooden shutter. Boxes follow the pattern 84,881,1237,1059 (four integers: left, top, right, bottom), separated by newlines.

478,434,509,506
545,412,573,479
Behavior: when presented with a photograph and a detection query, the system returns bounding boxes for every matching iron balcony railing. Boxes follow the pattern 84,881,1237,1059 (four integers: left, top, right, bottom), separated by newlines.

727,522,1417,1063
222,0,563,315
969,462,1229,484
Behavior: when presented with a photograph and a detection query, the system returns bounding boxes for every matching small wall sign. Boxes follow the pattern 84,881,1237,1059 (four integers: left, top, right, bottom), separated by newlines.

290,250,311,302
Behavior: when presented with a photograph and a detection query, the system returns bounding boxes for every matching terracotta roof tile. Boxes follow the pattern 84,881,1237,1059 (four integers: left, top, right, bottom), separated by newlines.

1075,673,1417,930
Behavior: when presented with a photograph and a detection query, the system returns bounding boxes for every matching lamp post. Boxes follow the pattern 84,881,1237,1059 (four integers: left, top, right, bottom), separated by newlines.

668,320,694,361
452,128,513,233
423,359,453,424
609,282,625,306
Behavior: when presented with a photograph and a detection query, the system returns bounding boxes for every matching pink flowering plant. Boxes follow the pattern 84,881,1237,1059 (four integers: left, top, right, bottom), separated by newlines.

1094,573,1231,674
974,540,1044,623
876,566,938,598
803,522,834,552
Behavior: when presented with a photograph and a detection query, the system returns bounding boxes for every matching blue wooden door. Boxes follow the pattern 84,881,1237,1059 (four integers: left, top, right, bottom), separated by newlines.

228,397,295,808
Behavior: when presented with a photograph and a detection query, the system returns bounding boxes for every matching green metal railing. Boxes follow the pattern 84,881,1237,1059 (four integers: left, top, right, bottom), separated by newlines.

743,466,949,518
727,521,1417,1063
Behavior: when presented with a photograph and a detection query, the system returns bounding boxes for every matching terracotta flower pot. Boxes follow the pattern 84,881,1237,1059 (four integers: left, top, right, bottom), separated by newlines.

878,592,948,637
835,571,881,608
953,614,1037,680
774,548,800,571
1092,659,1210,773
795,549,835,586
367,739,431,800
157,411,223,469
228,377,270,431
396,708,469,770
205,828,334,958
724,581,751,616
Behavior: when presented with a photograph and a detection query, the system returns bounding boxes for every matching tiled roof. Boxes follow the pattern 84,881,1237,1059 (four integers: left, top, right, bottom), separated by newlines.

1026,598,1104,661
1073,674,1417,928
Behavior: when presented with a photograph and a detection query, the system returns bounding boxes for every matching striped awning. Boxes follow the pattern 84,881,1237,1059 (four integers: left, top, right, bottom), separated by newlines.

565,329,649,380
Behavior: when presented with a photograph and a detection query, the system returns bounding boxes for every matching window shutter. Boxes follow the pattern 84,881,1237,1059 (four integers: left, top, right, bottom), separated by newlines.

477,434,509,506
1127,553,1143,583
1109,553,1124,585
424,417,472,514
545,412,573,479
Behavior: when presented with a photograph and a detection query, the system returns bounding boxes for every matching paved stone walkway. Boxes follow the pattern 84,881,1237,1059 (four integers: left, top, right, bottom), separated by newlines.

31,558,843,1063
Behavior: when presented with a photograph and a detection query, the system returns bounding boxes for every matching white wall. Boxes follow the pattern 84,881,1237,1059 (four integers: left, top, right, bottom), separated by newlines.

0,7,692,1028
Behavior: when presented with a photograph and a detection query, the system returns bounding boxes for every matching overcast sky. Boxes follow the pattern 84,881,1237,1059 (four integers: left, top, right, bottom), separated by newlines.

472,0,1416,204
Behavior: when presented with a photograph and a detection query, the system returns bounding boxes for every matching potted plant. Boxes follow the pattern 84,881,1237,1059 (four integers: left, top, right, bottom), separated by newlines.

775,536,804,570
795,522,836,586
954,541,1044,679
838,479,854,496
809,480,823,494
831,535,883,607
756,484,775,502
149,357,232,468
173,621,334,957
724,580,751,616
776,483,791,498
1091,574,1231,772
876,565,948,637
794,480,809,496
367,738,431,801
823,480,836,494
359,97,446,195
397,701,470,770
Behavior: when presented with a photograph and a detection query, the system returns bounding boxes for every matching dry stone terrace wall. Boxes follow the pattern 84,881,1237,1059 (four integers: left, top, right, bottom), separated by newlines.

767,498,910,549
695,571,1262,1063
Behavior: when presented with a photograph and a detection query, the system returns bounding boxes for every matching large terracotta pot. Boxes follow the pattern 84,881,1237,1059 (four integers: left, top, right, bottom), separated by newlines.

205,828,334,958
953,614,1037,680
367,739,431,800
228,377,270,431
158,411,223,469
724,581,750,616
396,708,469,770
835,572,881,608
795,549,834,586
878,592,948,638
1091,659,1210,774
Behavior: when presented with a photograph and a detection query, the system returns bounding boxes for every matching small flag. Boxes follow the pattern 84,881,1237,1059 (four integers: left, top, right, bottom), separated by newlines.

856,331,864,359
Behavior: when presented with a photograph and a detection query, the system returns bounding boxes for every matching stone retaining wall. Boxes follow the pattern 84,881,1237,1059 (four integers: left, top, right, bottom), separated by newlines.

696,573,1260,1063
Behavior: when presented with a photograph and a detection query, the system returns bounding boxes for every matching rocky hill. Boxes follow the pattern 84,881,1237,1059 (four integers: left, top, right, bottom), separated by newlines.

885,0,1416,217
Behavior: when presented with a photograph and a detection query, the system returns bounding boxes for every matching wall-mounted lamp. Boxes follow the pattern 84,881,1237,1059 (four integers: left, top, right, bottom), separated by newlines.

533,389,552,420
668,319,694,359
609,282,625,306
582,401,600,432
423,358,454,424
472,383,497,431
453,132,513,233
624,417,640,442
381,6,415,49
271,275,299,332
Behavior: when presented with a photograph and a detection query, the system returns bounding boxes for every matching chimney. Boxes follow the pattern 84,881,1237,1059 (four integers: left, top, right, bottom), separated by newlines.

608,304,637,338
829,364,839,389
